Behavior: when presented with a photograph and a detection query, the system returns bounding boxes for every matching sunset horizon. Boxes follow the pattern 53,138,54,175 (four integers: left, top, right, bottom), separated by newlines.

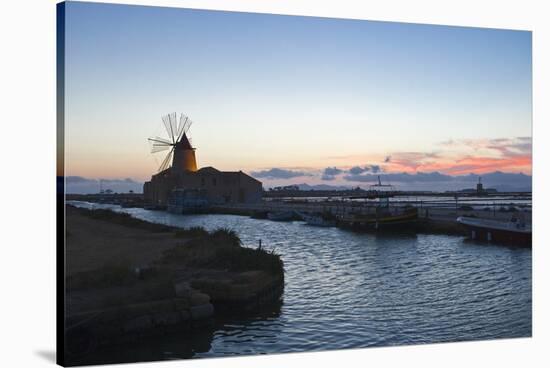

62,2,531,192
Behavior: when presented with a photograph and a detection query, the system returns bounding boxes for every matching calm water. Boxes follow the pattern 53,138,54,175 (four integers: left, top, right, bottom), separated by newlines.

69,202,532,363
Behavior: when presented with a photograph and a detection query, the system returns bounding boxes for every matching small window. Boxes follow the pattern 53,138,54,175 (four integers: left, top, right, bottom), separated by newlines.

201,178,205,186
212,178,217,186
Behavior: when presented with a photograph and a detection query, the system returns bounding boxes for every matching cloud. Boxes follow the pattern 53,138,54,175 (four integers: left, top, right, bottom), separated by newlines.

324,167,343,176
383,136,531,175
348,166,366,175
486,137,531,157
64,176,143,194
322,165,383,180
382,152,441,172
321,167,343,181
65,176,90,184
344,171,449,183
348,165,381,175
251,168,312,179
342,171,531,190
438,136,531,157
66,176,140,184
369,165,381,173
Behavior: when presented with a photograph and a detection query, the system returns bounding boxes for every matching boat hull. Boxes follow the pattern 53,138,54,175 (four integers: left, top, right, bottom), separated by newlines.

338,209,418,232
458,222,531,247
267,211,296,221
304,217,336,227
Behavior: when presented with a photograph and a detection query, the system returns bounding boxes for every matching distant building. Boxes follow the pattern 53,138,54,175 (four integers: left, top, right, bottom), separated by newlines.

458,177,497,195
476,177,484,194
270,185,300,191
143,132,262,206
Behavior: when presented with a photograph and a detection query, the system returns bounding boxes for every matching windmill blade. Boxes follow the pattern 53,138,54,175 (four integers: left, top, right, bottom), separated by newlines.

158,146,174,172
176,113,185,140
183,117,192,133
148,136,173,145
150,144,171,154
161,114,173,144
177,116,192,142
148,136,173,153
170,112,179,143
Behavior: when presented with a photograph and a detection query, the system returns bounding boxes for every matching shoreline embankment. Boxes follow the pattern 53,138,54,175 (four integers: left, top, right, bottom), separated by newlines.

64,205,285,363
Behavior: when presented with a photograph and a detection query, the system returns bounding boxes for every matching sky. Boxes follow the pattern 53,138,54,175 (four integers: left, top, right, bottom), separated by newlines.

62,2,532,192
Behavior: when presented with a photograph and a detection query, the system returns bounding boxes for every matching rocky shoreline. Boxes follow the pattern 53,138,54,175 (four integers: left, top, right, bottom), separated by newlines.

64,206,285,364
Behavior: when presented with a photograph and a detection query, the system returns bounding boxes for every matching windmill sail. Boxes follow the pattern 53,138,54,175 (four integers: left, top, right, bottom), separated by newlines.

149,112,197,173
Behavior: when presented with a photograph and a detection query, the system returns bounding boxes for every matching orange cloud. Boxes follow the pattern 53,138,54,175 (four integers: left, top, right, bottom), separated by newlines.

383,137,532,175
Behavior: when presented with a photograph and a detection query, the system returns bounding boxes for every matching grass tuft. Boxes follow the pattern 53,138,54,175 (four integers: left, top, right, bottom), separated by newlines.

74,207,174,232
162,227,283,275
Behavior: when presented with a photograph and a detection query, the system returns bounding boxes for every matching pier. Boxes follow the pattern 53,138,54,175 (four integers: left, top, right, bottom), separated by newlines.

67,191,531,238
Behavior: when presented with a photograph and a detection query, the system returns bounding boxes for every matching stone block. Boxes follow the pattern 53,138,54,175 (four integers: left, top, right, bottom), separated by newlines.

190,303,214,320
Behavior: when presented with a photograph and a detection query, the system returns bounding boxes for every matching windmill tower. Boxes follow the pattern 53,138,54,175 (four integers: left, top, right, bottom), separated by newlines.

148,112,198,173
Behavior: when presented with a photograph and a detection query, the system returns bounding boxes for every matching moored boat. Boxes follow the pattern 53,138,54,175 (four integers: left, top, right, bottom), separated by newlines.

338,207,418,231
339,177,417,231
267,211,296,221
299,212,337,227
456,215,531,247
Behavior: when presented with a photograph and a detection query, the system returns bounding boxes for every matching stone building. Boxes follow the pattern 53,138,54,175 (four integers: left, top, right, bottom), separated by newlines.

143,132,262,206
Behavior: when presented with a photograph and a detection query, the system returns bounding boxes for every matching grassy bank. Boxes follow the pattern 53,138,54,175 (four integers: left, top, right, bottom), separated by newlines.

72,206,176,232
65,205,285,358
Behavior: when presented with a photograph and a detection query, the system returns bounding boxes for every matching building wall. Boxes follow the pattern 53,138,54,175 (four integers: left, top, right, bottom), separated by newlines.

144,168,262,206
143,170,177,205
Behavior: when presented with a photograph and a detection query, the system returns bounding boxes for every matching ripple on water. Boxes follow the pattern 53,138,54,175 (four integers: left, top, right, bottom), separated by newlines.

69,202,532,358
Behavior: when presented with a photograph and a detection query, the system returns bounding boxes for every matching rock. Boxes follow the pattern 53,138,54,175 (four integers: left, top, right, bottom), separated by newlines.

173,297,190,310
190,303,214,320
190,292,211,306
180,309,191,321
152,311,181,326
123,315,152,333
174,281,192,297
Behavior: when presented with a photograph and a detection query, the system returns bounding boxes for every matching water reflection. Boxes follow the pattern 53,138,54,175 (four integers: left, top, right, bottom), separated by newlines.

68,202,532,360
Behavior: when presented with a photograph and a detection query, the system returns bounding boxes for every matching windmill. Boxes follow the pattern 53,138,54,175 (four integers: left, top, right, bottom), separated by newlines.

148,112,197,173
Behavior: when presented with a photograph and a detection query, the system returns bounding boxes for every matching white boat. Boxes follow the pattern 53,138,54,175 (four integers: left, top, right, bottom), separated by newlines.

299,212,336,227
456,215,531,246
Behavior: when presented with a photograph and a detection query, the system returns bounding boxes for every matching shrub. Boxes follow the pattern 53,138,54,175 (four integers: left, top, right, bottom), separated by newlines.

203,247,284,276
209,228,242,247
161,227,284,276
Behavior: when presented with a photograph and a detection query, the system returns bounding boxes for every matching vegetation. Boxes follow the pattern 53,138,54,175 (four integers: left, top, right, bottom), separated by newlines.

73,206,174,232
68,205,284,287
209,228,242,247
162,227,283,276
204,246,283,276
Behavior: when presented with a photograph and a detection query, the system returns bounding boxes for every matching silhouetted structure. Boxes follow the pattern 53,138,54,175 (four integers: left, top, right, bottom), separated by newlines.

143,113,262,206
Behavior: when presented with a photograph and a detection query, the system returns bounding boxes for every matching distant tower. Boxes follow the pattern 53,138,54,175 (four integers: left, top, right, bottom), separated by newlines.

172,133,197,172
476,176,484,194
147,112,198,173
